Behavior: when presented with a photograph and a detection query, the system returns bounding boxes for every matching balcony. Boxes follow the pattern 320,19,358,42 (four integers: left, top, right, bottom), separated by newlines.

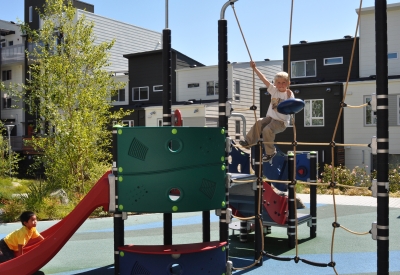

0,44,25,65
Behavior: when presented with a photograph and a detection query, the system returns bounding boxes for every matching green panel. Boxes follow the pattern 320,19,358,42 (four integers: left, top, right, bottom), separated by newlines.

116,127,226,212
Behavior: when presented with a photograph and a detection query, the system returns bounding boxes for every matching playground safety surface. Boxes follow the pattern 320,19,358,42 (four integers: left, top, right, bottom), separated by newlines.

1,194,399,275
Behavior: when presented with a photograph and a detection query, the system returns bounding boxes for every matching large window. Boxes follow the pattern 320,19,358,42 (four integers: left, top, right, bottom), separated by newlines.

235,120,241,135
112,89,126,102
2,94,11,109
206,81,218,96
304,99,324,126
291,60,316,78
234,80,240,101
132,86,149,101
364,96,377,126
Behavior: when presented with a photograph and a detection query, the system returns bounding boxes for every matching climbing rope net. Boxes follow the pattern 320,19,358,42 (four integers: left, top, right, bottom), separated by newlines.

227,0,378,274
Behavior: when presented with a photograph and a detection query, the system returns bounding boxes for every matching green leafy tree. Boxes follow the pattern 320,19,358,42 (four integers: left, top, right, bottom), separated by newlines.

0,82,20,178
20,0,131,195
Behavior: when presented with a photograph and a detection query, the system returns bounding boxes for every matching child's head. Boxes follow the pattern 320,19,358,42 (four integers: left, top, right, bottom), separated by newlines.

274,72,290,92
20,211,37,227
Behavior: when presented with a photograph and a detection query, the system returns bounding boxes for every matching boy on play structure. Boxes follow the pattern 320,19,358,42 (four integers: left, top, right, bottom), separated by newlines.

239,61,294,162
0,211,44,263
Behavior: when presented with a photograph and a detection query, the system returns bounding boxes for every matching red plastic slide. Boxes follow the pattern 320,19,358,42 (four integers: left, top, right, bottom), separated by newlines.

0,171,111,275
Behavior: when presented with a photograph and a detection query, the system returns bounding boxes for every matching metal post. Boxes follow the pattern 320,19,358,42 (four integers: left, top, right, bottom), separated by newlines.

163,0,173,245
254,143,263,266
375,1,389,274
112,126,124,275
287,152,295,248
5,125,14,177
309,151,317,238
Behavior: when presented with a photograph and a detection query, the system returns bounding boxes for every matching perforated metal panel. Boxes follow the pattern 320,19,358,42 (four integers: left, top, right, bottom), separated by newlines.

116,127,226,213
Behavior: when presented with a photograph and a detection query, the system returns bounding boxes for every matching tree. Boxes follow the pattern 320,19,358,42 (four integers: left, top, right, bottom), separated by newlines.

20,0,131,195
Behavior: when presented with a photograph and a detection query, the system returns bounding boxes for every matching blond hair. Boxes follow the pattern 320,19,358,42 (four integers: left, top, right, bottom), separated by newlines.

274,71,290,83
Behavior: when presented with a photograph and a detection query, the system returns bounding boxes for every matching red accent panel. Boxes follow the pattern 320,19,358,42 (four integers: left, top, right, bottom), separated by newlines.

0,171,111,275
119,241,226,255
263,181,288,225
174,109,183,126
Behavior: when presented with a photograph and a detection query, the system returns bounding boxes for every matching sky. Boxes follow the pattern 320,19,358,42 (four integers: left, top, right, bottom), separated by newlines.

1,0,399,66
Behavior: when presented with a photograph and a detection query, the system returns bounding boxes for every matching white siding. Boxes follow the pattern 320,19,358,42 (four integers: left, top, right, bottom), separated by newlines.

145,105,205,127
176,60,283,140
359,3,400,77
77,10,162,72
344,79,400,171
175,65,221,102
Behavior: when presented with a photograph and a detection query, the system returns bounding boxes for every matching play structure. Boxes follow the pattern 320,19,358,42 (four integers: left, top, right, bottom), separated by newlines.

0,0,391,274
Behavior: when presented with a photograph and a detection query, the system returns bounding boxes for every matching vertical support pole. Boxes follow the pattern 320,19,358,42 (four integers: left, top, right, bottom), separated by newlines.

112,127,124,275
309,151,317,238
287,152,295,248
375,1,389,274
218,18,229,258
162,28,173,245
239,221,248,242
254,143,263,266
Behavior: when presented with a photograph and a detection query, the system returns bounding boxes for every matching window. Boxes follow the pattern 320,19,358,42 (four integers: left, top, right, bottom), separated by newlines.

304,99,324,126
2,70,12,81
1,42,5,48
2,95,11,109
157,118,163,127
235,120,241,135
291,60,316,78
188,83,199,88
29,6,33,22
388,52,398,59
365,96,377,126
112,89,126,102
132,86,149,101
234,80,240,101
324,57,343,65
8,41,13,46
206,81,218,96
122,120,134,127
153,85,163,92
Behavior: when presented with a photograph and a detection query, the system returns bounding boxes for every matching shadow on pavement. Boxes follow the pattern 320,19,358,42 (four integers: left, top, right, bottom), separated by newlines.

75,265,114,275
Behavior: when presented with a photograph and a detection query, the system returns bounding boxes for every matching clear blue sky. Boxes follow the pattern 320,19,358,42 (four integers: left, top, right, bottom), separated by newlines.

0,0,398,66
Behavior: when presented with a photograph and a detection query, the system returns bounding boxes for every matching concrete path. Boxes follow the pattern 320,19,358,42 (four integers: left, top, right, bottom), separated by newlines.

297,193,400,208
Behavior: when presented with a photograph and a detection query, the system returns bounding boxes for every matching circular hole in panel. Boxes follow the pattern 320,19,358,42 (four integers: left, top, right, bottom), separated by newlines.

169,263,182,275
167,139,183,153
227,155,232,164
169,188,181,201
237,163,241,173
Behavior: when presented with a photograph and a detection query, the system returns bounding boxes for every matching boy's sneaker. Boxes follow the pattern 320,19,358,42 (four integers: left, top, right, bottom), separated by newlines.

239,140,251,149
262,151,277,162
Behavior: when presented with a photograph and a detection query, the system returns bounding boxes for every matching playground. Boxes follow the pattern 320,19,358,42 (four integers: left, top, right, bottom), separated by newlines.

1,194,399,275
0,0,396,274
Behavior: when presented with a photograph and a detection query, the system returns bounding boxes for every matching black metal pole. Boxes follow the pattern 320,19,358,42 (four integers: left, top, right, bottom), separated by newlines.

218,18,229,256
288,153,295,248
112,128,124,275
254,143,263,266
375,1,389,274
309,151,317,238
162,28,173,245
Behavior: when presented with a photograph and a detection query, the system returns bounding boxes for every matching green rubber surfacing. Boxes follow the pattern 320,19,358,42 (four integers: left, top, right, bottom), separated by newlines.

116,127,226,213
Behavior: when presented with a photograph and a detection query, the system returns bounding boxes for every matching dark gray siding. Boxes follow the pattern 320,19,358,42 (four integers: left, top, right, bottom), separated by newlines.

260,82,345,173
125,49,204,106
283,38,359,84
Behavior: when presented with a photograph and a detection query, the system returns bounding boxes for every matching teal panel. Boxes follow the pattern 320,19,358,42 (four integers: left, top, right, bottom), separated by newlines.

116,127,226,212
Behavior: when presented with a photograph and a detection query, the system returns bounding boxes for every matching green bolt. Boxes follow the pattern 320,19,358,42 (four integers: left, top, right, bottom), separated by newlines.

172,206,178,212
119,205,123,211
118,167,123,173
118,129,123,135
172,129,177,134
120,251,124,257
118,176,123,182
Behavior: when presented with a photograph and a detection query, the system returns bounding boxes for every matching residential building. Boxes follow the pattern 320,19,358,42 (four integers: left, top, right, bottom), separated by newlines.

123,49,205,127
0,0,162,153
